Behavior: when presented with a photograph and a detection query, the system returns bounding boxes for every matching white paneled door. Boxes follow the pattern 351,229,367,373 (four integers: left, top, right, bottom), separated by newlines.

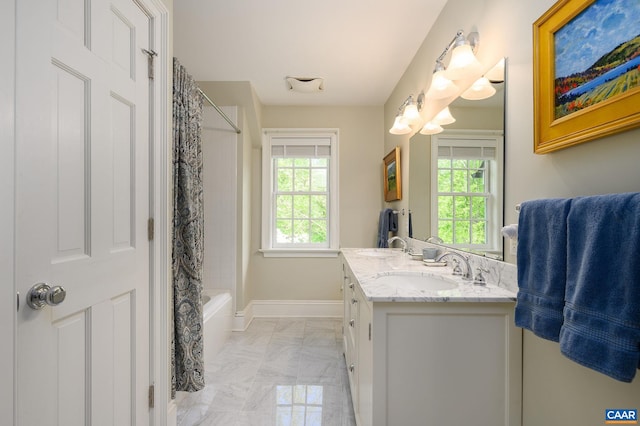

16,1,152,425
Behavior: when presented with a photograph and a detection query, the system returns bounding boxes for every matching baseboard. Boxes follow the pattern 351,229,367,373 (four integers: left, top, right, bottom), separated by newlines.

167,400,177,426
232,303,254,331
233,300,342,331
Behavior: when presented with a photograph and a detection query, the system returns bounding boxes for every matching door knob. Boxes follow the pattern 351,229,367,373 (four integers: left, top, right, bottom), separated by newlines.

27,282,67,310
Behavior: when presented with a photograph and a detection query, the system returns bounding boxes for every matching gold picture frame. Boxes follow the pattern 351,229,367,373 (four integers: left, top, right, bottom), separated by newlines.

533,0,640,154
383,147,401,202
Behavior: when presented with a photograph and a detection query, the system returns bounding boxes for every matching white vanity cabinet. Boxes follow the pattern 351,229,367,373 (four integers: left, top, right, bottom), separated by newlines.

342,261,373,426
340,254,522,426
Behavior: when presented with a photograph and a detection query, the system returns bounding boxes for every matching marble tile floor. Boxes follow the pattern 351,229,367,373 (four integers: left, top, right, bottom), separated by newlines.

176,318,357,426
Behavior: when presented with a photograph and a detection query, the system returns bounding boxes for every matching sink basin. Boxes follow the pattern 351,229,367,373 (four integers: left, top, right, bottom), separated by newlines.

355,249,401,258
372,272,457,291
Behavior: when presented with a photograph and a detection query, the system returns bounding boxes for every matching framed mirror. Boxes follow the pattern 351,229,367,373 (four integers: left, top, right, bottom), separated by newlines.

408,58,506,259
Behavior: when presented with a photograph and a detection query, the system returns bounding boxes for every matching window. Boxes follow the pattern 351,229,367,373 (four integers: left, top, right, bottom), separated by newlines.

261,129,339,257
431,132,503,252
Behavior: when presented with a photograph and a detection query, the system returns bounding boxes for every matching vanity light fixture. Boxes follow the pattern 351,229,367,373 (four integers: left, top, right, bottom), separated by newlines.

433,106,456,125
460,76,496,100
485,57,505,83
388,93,424,134
425,61,459,100
389,113,412,135
401,94,424,125
419,121,443,135
445,31,482,80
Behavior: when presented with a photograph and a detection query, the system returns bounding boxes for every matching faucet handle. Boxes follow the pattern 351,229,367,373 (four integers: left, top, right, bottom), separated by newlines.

473,268,489,286
450,258,463,276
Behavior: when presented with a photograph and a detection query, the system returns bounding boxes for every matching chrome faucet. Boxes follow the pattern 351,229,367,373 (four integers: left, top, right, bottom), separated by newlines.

473,267,489,286
434,251,472,280
387,236,407,252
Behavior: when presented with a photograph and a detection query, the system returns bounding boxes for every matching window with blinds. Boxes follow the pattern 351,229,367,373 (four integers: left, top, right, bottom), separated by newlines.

261,130,339,256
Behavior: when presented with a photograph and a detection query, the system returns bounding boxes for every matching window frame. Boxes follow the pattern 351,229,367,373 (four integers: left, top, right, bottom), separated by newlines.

430,130,503,253
261,129,339,257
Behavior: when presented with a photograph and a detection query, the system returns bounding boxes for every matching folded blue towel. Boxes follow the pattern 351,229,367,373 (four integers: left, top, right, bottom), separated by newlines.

515,198,572,341
559,192,640,382
377,209,397,248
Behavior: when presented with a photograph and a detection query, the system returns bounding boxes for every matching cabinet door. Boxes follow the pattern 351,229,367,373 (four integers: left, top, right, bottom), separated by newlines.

341,262,350,345
382,303,520,426
347,283,359,410
356,288,373,426
342,260,359,413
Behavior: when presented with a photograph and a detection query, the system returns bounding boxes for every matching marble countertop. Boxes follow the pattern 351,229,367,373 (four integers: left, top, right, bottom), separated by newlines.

341,248,517,303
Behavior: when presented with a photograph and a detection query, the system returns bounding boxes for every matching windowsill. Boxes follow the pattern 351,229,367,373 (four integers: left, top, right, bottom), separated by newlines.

259,248,340,258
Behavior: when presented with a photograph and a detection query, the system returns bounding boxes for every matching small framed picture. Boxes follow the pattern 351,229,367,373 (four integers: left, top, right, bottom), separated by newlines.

383,147,401,201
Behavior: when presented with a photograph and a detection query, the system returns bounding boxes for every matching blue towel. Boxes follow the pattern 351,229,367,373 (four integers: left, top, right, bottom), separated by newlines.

515,198,572,341
559,192,640,382
376,209,397,248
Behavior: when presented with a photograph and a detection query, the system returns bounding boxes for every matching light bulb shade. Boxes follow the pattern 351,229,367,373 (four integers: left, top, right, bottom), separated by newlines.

485,58,505,83
389,116,411,135
425,69,459,99
445,44,483,80
433,107,456,125
402,103,421,125
461,77,496,100
419,121,443,135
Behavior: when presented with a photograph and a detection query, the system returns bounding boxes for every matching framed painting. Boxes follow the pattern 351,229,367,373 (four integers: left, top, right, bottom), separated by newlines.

383,147,401,201
533,0,640,153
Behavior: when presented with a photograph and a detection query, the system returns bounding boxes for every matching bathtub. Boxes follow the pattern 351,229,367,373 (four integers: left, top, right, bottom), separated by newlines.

202,289,232,364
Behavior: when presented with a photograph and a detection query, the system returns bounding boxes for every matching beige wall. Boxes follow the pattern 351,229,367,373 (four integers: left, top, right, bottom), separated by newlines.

385,0,640,423
246,106,384,301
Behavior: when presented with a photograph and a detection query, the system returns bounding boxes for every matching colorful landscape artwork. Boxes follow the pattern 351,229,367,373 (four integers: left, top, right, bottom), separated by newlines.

554,0,640,119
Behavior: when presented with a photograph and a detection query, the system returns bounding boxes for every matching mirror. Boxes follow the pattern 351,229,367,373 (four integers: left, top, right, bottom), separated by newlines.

408,58,506,260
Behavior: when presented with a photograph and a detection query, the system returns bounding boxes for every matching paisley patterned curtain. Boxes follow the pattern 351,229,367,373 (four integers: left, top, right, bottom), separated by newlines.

171,58,205,396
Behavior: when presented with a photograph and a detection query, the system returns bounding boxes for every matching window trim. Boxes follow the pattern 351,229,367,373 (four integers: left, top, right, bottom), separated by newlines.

261,128,340,258
430,130,503,252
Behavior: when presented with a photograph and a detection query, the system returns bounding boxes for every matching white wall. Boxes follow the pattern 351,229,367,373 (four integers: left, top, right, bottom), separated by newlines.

247,105,384,302
385,0,640,423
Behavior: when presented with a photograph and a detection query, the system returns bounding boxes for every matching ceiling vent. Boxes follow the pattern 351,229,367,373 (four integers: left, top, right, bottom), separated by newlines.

285,76,324,93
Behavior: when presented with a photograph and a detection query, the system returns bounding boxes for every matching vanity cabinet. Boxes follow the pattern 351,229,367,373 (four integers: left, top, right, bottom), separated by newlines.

341,256,522,426
342,261,373,426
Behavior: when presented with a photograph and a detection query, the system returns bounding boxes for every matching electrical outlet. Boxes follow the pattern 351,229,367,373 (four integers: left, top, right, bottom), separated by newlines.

510,239,517,255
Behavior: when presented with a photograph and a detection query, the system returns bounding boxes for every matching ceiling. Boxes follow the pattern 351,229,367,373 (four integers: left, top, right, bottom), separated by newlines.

173,0,449,106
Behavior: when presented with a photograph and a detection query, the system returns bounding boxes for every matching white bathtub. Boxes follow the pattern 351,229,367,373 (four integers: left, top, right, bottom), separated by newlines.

202,289,232,364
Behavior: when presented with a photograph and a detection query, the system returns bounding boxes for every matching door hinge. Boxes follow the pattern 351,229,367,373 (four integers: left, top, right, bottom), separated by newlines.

16,292,20,312
147,218,154,241
142,48,157,80
148,384,155,408
369,323,372,341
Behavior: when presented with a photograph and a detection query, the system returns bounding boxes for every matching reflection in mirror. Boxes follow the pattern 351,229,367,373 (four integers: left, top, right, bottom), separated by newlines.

409,58,506,260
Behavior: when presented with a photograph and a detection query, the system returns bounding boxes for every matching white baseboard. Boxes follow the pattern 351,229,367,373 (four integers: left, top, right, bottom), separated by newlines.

232,303,254,331
167,400,177,426
233,300,342,331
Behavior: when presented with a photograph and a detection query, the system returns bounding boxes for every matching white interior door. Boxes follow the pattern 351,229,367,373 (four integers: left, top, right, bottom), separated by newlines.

16,1,152,425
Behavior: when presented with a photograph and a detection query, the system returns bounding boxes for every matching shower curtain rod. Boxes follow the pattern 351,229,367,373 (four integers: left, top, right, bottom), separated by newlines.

197,88,242,134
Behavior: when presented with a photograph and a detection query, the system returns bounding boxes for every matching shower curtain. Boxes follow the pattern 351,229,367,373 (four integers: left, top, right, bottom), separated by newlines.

171,58,205,395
